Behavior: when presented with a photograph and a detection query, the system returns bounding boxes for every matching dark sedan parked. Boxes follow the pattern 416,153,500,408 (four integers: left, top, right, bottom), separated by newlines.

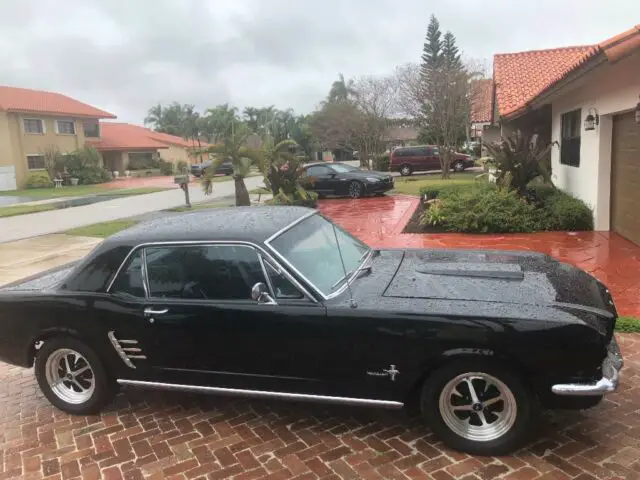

0,207,623,455
301,162,394,198
190,159,234,177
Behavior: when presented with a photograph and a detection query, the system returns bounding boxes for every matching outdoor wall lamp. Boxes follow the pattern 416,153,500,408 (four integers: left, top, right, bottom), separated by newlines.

635,95,640,125
584,108,599,131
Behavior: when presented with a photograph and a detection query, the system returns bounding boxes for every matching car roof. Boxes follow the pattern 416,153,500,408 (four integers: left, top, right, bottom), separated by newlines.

105,206,315,245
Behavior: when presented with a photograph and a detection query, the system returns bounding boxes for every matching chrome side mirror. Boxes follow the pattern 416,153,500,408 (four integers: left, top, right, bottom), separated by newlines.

251,282,275,304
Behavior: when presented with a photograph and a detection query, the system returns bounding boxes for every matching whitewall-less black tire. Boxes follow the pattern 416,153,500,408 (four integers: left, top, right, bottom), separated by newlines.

35,336,115,415
421,359,533,456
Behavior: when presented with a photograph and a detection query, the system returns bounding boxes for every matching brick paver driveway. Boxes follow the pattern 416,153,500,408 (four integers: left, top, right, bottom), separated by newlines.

2,195,640,479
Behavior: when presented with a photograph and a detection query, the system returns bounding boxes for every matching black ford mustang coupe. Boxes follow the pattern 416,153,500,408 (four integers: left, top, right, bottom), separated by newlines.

0,207,623,455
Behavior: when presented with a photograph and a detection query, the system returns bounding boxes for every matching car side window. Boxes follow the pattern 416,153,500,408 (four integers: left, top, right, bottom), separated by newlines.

145,245,267,300
263,259,304,299
395,149,409,157
110,250,145,298
306,165,329,176
415,147,429,156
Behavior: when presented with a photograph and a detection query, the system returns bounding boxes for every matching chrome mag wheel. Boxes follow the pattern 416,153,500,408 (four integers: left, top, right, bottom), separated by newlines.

453,161,465,172
45,348,95,405
438,372,517,442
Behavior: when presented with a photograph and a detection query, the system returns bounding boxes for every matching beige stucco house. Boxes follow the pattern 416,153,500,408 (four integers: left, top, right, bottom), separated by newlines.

473,25,640,245
0,86,116,190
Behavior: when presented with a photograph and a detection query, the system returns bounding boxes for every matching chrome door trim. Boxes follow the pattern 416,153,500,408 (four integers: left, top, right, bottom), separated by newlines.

116,378,404,409
263,209,317,244
105,240,319,304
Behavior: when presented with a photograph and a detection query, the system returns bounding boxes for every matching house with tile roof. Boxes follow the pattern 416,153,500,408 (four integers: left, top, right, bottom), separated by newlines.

0,86,116,190
88,123,210,174
475,25,640,245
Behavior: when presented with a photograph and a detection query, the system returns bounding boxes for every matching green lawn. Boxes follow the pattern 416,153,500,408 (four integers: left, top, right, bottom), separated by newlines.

616,316,640,333
0,203,57,218
392,172,480,196
3,185,171,199
65,220,139,238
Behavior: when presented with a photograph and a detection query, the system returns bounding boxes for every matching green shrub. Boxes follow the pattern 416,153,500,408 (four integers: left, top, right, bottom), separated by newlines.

76,166,112,185
128,155,160,170
266,186,318,208
421,185,540,233
540,190,593,231
372,154,390,172
158,159,175,175
176,160,189,174
420,183,476,200
25,171,53,189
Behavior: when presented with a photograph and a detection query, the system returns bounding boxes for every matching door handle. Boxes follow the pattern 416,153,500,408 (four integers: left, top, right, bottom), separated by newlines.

143,307,168,317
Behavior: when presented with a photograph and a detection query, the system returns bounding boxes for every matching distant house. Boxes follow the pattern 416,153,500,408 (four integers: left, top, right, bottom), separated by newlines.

469,79,494,143
88,123,210,174
383,125,419,150
0,86,116,190
478,24,640,244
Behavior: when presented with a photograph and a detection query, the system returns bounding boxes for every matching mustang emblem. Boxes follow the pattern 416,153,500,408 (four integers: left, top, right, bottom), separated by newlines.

367,365,400,381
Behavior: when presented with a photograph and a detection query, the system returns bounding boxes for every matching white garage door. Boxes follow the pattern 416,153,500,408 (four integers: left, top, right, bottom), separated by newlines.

0,166,17,191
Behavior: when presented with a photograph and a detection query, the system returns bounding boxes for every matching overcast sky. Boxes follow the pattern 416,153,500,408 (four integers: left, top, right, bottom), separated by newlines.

0,0,637,123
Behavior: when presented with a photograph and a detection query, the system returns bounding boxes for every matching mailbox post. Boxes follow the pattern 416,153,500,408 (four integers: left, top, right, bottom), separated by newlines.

174,174,191,208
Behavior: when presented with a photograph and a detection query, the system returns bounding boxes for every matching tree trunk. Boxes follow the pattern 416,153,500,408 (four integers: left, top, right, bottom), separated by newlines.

234,176,251,206
440,149,451,179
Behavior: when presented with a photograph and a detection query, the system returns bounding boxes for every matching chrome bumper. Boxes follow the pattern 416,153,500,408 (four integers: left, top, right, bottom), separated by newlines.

552,337,624,396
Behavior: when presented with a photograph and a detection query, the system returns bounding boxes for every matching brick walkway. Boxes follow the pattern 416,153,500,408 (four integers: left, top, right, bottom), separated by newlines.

0,335,638,479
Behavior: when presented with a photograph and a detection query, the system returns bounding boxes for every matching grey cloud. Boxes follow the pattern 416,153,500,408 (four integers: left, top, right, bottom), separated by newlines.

0,0,638,123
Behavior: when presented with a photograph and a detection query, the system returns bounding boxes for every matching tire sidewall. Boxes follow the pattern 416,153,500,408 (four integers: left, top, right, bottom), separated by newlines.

35,336,113,415
421,359,533,456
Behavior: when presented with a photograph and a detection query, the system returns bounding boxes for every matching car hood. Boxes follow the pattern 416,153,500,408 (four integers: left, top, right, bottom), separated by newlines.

377,249,614,316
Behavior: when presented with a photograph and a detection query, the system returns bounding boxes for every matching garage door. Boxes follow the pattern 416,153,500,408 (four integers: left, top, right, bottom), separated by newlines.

611,112,640,245
0,166,17,191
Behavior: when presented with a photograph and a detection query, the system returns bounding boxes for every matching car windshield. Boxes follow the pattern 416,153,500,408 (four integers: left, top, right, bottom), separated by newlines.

329,163,358,173
269,214,370,297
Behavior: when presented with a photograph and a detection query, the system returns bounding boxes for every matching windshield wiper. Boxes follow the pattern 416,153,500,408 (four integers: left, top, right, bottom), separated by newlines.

330,249,372,291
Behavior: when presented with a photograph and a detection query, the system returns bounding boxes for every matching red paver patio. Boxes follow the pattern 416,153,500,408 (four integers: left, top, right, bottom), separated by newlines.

319,195,640,317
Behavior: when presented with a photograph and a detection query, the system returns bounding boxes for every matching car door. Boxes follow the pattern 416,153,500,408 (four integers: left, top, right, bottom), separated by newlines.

305,165,335,194
111,243,341,395
426,146,442,170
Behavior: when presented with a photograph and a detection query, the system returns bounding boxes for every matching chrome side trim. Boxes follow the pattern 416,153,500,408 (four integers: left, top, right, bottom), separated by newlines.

107,331,136,369
140,248,150,298
116,379,404,409
552,337,624,396
105,240,319,304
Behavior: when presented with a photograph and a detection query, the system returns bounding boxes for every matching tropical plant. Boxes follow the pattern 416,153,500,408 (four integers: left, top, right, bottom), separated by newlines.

176,160,189,174
25,171,53,189
198,123,261,206
259,138,299,195
483,135,556,196
42,145,65,180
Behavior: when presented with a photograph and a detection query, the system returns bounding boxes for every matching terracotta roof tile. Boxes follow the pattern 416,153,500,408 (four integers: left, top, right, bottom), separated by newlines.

493,24,640,118
470,79,493,123
89,123,211,151
0,86,116,119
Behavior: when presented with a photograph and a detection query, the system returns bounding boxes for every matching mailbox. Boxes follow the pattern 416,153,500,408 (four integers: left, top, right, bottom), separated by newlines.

174,174,190,185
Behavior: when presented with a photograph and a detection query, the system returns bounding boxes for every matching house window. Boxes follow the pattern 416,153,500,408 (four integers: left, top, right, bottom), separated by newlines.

560,109,581,167
83,120,100,138
23,118,44,134
26,155,45,170
56,120,75,135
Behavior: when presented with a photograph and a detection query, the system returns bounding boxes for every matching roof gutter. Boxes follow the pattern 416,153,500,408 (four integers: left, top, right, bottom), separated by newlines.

502,52,607,122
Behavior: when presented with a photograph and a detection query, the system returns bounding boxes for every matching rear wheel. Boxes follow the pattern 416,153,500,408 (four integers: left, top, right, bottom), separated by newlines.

400,164,412,176
421,359,533,456
348,181,364,199
35,336,115,415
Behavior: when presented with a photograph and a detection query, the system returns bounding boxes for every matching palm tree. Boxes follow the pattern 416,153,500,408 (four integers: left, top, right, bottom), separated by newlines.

259,138,299,196
199,123,261,206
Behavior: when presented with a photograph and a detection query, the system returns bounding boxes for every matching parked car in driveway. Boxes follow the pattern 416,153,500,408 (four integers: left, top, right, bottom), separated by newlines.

389,145,475,176
0,207,623,455
190,159,233,177
301,162,394,198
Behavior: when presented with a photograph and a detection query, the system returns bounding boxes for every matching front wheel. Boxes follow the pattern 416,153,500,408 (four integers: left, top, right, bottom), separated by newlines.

400,164,412,176
35,336,115,415
453,160,465,172
421,360,533,456
348,181,363,199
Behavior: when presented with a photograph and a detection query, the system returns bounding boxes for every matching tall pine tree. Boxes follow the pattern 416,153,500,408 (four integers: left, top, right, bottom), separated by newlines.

420,15,442,78
442,31,462,71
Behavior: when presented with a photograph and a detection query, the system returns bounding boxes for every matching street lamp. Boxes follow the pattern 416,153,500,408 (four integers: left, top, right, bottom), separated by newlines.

584,109,599,131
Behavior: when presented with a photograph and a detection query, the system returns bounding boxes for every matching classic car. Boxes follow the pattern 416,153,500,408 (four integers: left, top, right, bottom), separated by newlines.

0,207,623,455
301,162,394,198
